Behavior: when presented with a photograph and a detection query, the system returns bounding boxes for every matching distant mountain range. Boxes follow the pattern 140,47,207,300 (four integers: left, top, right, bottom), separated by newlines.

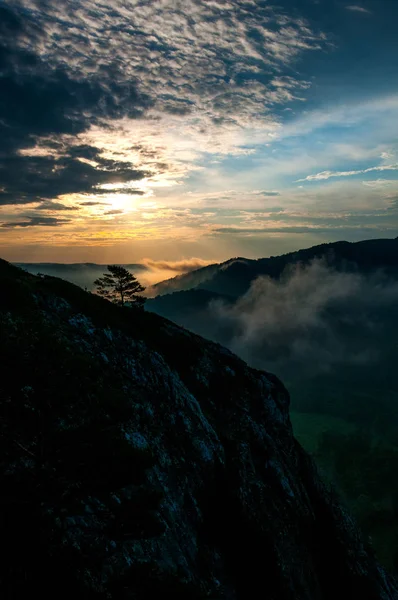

16,238,398,300
149,237,398,300
147,238,398,337
15,262,147,291
146,236,398,441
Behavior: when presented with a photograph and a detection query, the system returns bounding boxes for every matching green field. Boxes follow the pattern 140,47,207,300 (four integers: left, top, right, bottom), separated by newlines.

291,410,398,573
291,411,357,455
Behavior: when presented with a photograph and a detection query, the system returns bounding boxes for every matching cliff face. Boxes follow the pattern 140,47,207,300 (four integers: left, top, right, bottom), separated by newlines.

0,259,397,599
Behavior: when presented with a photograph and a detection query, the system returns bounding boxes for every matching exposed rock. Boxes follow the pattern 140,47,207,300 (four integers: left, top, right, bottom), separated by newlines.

0,259,396,599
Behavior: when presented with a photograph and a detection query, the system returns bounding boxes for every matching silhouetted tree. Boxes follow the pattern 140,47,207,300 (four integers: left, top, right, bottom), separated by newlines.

94,265,146,307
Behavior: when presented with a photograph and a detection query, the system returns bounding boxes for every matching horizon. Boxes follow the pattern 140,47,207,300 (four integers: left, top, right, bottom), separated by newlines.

1,1,398,581
1,1,398,263
11,234,398,288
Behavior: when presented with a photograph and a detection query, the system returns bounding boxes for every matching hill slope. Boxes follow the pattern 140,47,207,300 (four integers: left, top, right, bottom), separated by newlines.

0,259,397,598
150,237,398,300
15,262,147,291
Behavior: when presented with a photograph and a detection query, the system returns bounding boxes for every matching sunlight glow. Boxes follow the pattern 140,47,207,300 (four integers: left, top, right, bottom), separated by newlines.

106,193,139,212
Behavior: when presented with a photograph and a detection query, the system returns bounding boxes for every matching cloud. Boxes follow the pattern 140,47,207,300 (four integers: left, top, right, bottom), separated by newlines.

345,5,372,14
381,151,394,160
1,216,70,228
0,23,147,175
390,198,398,209
35,201,80,211
104,209,124,215
209,260,398,376
212,225,390,236
257,191,281,197
0,147,148,206
275,95,398,144
362,179,398,188
142,258,213,273
180,189,284,210
296,164,398,182
79,201,111,207
16,258,212,290
0,1,326,209
4,0,396,256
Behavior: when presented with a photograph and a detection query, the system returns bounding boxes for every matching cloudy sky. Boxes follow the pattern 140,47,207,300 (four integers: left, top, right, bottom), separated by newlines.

1,0,397,267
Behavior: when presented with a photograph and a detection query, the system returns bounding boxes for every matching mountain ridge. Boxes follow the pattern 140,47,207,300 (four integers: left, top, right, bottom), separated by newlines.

150,237,398,298
0,258,397,598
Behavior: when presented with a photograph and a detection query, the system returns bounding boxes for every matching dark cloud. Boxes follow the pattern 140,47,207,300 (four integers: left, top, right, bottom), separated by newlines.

97,188,146,196
0,149,148,205
79,201,110,207
0,1,326,222
0,1,323,155
67,145,107,161
0,4,150,148
0,4,151,204
36,201,80,211
1,216,70,228
258,191,281,197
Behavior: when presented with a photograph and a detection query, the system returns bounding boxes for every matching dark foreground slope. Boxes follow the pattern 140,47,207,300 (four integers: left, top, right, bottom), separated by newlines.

0,259,396,599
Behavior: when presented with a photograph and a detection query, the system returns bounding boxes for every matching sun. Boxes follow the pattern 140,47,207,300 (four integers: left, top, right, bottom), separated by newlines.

107,193,138,212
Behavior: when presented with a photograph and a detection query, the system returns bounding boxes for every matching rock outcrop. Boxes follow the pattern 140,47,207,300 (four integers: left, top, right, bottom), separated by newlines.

0,259,396,599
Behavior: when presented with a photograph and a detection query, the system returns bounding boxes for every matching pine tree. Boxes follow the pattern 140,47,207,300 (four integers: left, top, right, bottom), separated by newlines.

94,265,146,307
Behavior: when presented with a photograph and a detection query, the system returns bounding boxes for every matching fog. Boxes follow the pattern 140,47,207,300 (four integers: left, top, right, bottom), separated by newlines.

19,259,398,388
16,259,212,291
191,260,398,382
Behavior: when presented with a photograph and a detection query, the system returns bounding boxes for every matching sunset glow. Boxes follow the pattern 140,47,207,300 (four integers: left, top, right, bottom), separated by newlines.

0,0,397,271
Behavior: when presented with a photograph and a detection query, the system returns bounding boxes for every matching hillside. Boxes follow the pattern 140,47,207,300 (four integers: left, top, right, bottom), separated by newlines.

16,262,147,291
0,258,397,598
150,238,398,299
146,238,398,572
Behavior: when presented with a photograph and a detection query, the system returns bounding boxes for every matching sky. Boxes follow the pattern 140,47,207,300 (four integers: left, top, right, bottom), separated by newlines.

0,0,397,271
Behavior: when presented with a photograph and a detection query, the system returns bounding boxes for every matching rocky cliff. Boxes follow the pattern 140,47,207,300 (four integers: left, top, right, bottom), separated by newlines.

0,259,397,599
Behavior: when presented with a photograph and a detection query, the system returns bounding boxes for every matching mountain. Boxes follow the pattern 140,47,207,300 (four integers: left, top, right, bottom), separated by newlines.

146,238,398,433
147,238,398,355
146,237,398,572
1,258,397,598
150,237,398,299
147,237,398,395
16,262,147,291
147,261,224,296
